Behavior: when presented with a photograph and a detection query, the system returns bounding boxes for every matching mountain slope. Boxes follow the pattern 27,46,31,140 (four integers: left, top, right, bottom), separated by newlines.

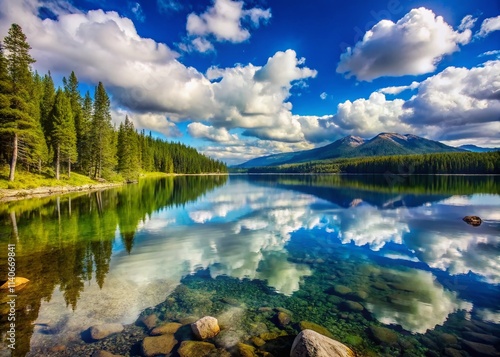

237,133,465,168
237,135,364,168
459,144,500,153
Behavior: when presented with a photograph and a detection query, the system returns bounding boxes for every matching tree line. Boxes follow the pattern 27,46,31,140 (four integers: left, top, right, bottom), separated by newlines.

247,151,500,175
0,24,226,183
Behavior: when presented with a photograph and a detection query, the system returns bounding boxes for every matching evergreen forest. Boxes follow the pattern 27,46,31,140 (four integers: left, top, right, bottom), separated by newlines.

246,151,500,175
0,24,227,184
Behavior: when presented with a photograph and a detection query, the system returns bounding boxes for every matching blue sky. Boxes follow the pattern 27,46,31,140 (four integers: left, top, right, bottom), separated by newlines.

0,0,499,164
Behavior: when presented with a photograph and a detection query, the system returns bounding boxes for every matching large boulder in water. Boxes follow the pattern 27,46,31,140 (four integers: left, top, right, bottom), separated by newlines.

463,216,482,226
290,329,356,357
89,323,124,340
141,334,178,356
191,316,220,340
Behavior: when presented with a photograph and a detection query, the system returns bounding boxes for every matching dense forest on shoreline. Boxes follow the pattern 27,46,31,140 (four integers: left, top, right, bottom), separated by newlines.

243,151,500,174
0,24,226,184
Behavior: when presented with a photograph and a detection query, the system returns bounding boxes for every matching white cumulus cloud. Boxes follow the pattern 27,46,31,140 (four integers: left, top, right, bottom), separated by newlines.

378,81,420,95
403,60,500,139
334,92,413,137
185,0,270,51
188,123,238,143
476,15,500,37
337,7,472,81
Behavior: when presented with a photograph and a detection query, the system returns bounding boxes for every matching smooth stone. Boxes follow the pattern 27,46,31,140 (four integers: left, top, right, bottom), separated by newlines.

333,285,352,295
251,336,266,347
191,316,220,340
141,314,158,330
277,311,291,327
142,334,177,357
369,326,399,345
92,351,124,357
341,301,364,312
178,341,216,357
90,323,124,340
260,331,286,341
290,329,356,357
0,277,29,289
463,216,482,226
237,343,258,357
350,290,368,301
214,329,241,349
49,345,66,353
462,340,498,356
150,322,182,335
298,321,334,339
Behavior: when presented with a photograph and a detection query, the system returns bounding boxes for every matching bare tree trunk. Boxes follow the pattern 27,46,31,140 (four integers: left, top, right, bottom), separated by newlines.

55,145,60,180
68,158,71,178
38,158,42,174
8,133,18,181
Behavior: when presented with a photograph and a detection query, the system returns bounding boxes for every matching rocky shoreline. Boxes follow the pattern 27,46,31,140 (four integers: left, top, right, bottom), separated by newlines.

26,310,358,357
0,182,124,202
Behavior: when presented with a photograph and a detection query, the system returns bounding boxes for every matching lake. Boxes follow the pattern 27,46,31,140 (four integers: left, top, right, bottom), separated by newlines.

1,174,499,356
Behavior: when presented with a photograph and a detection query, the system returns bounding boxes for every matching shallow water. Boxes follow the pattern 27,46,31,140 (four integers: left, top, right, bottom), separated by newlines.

0,174,499,356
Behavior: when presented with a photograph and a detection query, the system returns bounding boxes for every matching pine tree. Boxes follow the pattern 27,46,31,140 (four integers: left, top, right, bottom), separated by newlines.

90,82,116,179
0,24,42,181
117,115,140,181
40,72,56,141
0,43,12,166
49,89,77,179
78,91,93,175
64,71,84,170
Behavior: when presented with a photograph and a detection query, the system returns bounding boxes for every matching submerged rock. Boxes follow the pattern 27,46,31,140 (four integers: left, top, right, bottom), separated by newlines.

463,216,482,226
340,301,364,312
141,314,158,331
332,285,352,296
236,342,258,357
150,322,182,335
178,341,216,357
89,323,124,340
191,316,220,340
290,329,355,357
298,321,334,339
277,311,291,327
141,334,177,356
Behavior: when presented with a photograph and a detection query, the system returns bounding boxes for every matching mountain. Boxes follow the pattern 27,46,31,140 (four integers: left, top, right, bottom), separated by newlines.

237,135,364,168
459,145,500,153
237,133,464,168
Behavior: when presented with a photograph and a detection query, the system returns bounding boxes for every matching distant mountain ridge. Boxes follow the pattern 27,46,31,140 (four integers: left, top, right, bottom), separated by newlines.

237,133,465,168
459,145,500,153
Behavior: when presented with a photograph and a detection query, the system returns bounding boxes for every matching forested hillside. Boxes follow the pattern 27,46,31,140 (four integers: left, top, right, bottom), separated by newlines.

247,151,500,175
0,24,226,184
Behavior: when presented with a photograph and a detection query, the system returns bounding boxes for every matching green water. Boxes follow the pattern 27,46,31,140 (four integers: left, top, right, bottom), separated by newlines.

0,174,499,356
